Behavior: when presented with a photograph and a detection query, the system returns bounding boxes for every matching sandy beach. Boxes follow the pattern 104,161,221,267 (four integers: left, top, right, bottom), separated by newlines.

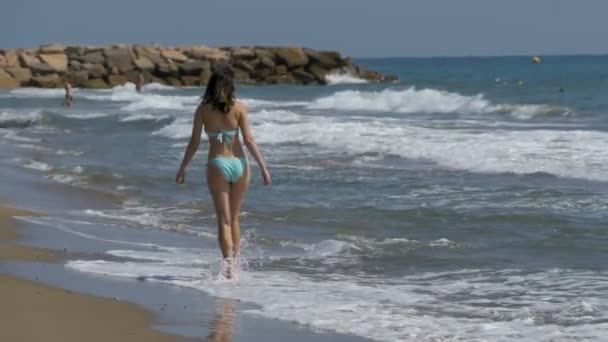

0,205,193,342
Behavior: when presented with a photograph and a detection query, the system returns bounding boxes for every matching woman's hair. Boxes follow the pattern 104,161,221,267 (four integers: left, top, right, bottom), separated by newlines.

202,70,235,114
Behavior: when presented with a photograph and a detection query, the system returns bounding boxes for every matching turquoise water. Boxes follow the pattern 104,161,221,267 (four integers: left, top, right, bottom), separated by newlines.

1,55,608,341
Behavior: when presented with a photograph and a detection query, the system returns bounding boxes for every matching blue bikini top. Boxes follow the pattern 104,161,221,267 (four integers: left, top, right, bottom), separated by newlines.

206,129,238,144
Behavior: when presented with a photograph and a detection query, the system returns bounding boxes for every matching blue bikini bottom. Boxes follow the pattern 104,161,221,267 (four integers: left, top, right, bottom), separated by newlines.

209,157,247,183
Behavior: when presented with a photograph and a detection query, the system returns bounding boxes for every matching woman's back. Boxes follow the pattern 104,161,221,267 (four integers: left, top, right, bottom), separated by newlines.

201,101,246,159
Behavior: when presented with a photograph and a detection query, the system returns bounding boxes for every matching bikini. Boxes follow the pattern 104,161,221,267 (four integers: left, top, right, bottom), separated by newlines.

206,129,247,183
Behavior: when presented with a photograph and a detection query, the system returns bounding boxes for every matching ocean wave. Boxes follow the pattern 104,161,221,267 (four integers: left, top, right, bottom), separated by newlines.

324,72,368,85
24,160,53,171
65,247,608,342
0,110,43,128
9,88,65,98
240,98,309,110
119,113,170,122
308,87,572,118
251,115,608,182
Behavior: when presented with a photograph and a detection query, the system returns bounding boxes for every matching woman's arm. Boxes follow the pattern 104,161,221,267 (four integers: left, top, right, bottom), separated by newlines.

176,106,204,184
238,103,271,186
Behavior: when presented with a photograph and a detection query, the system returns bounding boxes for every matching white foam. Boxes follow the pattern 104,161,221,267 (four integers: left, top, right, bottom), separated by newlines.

251,114,608,182
152,119,193,139
0,110,42,127
249,109,302,123
65,248,608,342
24,160,53,171
308,87,572,118
144,82,176,91
119,113,170,122
324,72,368,85
240,98,308,110
61,112,111,120
120,95,197,112
9,88,65,98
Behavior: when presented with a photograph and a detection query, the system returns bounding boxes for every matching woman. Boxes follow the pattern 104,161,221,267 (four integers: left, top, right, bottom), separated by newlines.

176,71,271,278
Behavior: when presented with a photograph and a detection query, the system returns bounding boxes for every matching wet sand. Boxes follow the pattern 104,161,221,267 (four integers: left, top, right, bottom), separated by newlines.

0,205,193,342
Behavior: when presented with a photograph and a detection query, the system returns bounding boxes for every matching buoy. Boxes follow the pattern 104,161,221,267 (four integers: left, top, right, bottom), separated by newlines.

532,56,541,64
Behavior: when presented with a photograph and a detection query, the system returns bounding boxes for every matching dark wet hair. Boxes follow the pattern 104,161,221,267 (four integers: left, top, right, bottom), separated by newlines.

202,70,235,114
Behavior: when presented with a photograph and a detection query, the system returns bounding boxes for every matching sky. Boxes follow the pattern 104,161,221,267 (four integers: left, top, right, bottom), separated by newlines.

2,0,607,58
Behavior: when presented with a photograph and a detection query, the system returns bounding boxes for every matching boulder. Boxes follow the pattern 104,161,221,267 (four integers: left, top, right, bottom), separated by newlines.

69,60,82,70
19,53,40,68
254,48,276,61
65,70,89,86
31,74,63,88
211,61,234,75
124,70,145,84
39,53,68,72
39,44,66,54
185,46,229,61
265,74,297,85
161,49,188,63
65,46,85,58
359,68,382,82
274,47,309,69
292,69,316,84
4,51,19,67
83,46,105,53
179,60,211,75
258,56,276,69
82,78,109,89
82,63,106,78
307,64,329,82
30,62,56,75
251,67,272,80
156,62,179,77
306,50,342,68
80,51,105,64
150,76,167,85
5,68,32,84
134,47,165,65
233,68,252,82
382,74,399,83
274,65,288,75
0,55,5,68
104,47,134,73
231,47,256,60
133,56,155,71
233,59,254,73
180,76,200,87
166,77,183,86
106,74,128,87
0,69,20,88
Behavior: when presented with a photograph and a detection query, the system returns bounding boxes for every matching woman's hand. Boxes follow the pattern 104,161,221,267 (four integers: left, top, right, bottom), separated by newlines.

261,168,272,186
176,168,186,184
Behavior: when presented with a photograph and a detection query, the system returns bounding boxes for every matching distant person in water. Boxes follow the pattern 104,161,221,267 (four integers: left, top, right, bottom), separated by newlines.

176,70,271,279
63,81,73,107
136,73,144,93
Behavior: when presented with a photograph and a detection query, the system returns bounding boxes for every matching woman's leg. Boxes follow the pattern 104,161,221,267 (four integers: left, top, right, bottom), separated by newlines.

207,164,233,260
229,163,250,257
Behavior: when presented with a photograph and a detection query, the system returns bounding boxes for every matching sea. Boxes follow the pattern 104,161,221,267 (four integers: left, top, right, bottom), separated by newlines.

1,55,608,341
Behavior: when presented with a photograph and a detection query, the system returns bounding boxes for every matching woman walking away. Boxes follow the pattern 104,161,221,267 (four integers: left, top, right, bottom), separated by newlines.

176,70,271,279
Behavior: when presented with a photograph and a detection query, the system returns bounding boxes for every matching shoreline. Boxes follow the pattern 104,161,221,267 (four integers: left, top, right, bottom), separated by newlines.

0,205,195,342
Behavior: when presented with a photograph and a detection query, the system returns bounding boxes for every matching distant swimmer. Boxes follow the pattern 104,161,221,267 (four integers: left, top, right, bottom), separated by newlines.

136,73,144,93
63,81,73,107
559,87,566,93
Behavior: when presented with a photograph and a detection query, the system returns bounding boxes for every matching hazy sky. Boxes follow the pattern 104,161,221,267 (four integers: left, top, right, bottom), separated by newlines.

2,0,607,57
